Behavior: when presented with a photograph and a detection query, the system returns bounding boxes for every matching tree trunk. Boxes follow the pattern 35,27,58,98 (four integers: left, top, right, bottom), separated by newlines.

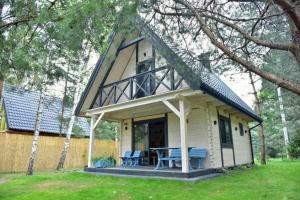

56,81,80,170
26,89,46,175
0,79,3,100
56,45,92,170
59,71,68,137
249,72,266,165
277,87,290,158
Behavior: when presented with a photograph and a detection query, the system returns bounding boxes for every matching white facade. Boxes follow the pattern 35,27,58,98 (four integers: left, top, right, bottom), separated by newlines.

84,37,256,171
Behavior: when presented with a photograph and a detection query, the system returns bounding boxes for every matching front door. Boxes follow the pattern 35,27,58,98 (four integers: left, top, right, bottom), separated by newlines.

133,118,167,166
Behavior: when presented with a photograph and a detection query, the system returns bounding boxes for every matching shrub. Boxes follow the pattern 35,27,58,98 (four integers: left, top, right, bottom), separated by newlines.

288,135,300,159
92,156,116,168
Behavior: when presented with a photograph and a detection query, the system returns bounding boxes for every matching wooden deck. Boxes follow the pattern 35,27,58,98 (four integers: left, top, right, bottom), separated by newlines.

84,166,219,179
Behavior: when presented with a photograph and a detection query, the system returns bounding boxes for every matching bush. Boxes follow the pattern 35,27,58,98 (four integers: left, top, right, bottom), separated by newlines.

288,136,300,159
92,156,116,168
267,146,278,158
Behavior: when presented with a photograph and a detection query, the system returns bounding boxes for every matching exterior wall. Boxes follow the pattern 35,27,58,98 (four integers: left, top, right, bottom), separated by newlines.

118,97,253,169
120,119,132,154
231,116,252,165
101,39,189,107
167,108,210,168
206,105,223,168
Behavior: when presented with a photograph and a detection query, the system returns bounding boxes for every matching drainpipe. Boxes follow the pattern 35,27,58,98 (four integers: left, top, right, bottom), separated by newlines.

248,122,262,165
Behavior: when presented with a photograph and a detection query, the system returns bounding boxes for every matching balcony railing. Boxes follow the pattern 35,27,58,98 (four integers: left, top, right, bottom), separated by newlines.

92,65,184,108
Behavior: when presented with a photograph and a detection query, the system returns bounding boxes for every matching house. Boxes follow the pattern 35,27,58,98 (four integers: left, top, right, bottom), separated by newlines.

76,19,262,179
0,85,90,136
0,86,119,173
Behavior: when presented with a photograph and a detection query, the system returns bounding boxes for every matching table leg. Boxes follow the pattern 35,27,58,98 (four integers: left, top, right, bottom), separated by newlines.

154,150,164,170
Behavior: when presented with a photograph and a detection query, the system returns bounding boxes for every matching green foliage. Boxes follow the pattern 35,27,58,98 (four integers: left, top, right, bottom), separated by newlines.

259,49,300,158
0,0,137,87
95,121,119,141
288,134,300,159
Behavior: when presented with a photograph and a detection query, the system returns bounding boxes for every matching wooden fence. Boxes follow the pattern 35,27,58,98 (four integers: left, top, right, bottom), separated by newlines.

0,131,119,173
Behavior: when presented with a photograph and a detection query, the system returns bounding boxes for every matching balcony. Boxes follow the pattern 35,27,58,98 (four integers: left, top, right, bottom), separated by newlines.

92,65,185,108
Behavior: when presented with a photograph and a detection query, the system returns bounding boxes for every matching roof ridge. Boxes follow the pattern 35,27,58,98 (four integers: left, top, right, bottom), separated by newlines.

4,83,63,102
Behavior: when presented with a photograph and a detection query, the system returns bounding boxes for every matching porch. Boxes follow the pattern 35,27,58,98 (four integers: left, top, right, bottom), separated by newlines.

84,165,219,179
84,66,254,174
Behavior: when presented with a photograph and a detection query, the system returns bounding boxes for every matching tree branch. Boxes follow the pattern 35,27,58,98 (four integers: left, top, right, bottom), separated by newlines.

152,7,296,52
175,0,300,95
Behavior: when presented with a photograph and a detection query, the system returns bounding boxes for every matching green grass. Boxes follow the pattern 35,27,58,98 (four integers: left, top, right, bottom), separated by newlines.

0,160,299,200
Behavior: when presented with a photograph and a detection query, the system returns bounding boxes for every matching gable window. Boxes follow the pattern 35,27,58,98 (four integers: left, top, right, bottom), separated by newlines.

239,123,244,136
136,59,154,98
219,116,233,148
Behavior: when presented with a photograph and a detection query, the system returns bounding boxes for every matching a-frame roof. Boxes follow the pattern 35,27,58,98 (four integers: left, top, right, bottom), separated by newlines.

76,19,262,122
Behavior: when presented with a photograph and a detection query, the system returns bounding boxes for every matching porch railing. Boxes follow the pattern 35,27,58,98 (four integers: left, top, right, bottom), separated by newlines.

92,65,184,108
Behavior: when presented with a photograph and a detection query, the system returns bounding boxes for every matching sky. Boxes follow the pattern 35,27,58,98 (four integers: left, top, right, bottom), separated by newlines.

220,72,261,109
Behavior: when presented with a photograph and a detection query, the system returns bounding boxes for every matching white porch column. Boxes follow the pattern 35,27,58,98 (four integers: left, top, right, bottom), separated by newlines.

88,115,96,168
179,99,189,173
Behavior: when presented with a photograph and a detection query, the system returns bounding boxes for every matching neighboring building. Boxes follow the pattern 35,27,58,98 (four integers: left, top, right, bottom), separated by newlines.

76,19,262,179
0,85,89,136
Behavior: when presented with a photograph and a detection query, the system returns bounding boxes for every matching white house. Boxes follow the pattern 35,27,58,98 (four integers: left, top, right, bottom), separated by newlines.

76,19,262,179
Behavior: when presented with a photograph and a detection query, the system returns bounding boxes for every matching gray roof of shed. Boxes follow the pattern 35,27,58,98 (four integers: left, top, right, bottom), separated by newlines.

2,86,90,136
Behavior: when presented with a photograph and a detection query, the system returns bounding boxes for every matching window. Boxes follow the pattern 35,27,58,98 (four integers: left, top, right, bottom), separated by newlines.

239,123,244,136
136,59,154,98
219,116,233,148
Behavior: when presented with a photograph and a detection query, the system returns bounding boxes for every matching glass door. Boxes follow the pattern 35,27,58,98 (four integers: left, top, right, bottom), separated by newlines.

133,122,149,165
133,118,167,166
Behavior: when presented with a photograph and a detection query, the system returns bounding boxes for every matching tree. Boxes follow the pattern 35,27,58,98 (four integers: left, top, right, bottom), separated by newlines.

249,72,266,164
140,0,300,95
27,85,46,175
260,49,300,159
56,45,92,170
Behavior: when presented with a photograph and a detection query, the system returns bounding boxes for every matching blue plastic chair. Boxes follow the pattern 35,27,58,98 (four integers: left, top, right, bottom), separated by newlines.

189,148,207,169
129,151,142,167
120,151,132,167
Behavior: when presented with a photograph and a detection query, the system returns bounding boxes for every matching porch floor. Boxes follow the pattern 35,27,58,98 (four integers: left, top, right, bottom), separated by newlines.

84,166,221,180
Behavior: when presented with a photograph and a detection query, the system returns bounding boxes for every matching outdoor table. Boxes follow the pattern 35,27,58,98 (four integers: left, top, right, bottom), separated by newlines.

150,147,194,170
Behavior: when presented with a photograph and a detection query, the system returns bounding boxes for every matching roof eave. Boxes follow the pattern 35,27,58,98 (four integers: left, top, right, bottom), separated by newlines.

75,32,117,116
200,83,262,122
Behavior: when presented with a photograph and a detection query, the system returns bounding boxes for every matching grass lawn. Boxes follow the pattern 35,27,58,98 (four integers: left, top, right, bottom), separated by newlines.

0,160,299,200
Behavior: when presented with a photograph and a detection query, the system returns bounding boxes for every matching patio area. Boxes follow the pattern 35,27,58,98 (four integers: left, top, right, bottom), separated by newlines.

84,165,219,179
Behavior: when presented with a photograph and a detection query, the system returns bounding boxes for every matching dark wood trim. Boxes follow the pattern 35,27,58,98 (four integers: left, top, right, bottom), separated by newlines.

218,115,233,148
131,118,134,151
136,42,139,65
249,129,255,165
118,36,144,51
217,109,224,168
229,114,236,166
90,39,125,108
164,113,169,148
97,65,174,107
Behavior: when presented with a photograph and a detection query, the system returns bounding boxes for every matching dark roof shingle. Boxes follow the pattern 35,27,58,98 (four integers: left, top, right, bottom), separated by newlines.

3,86,90,135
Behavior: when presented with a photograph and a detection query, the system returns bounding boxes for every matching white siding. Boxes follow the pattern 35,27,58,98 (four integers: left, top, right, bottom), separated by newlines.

222,148,234,167
119,98,253,169
207,105,223,168
167,108,210,168
231,116,252,165
121,119,132,154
